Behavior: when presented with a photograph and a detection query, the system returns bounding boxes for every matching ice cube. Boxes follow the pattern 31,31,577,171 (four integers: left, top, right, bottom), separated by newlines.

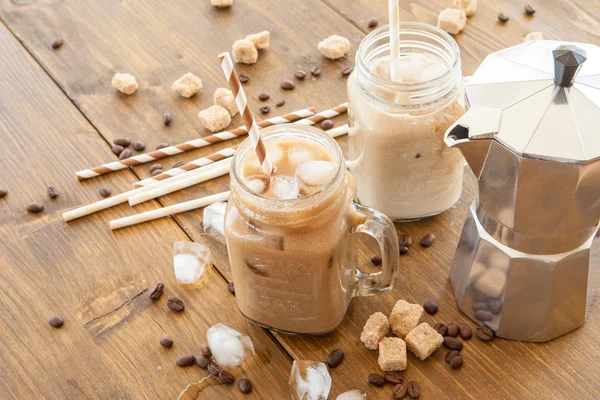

173,242,212,288
289,360,332,400
203,201,227,236
295,161,336,187
271,176,300,199
243,176,269,195
289,150,314,165
206,323,255,367
337,390,367,400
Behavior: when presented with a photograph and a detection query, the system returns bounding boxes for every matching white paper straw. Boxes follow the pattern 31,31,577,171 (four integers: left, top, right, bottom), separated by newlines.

389,0,402,82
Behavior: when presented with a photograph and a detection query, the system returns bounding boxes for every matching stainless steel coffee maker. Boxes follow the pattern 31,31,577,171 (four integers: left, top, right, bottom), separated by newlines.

445,40,600,342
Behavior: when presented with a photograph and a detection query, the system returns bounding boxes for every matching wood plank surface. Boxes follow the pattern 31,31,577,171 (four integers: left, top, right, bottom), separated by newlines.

0,0,599,399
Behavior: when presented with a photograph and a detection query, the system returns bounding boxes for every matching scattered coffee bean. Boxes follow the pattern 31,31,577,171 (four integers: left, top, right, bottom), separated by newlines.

399,245,409,255
498,13,509,22
163,111,172,126
407,381,420,399
119,148,132,160
476,325,495,341
173,161,185,169
446,323,459,337
368,373,385,387
524,4,536,15
132,140,145,151
159,335,173,348
176,354,195,367
320,119,334,130
0,189,7,198
227,282,235,295
393,384,407,399
238,378,253,394
219,369,235,384
341,66,353,76
47,186,59,199
239,74,249,83
280,80,295,90
51,38,63,49
148,283,164,300
326,349,344,368
276,100,285,107
474,309,493,322
151,169,164,177
384,372,404,385
200,343,211,357
445,350,459,363
433,322,448,336
450,355,464,369
207,361,221,376
420,233,435,247
370,254,382,266
368,18,379,28
294,70,307,80
415,153,422,159
49,315,64,328
258,92,270,101
311,67,321,77
444,336,463,351
167,297,185,312
156,143,169,150
99,187,112,198
195,354,211,369
423,301,438,315
399,234,412,247
260,106,271,114
112,145,124,156
114,138,131,146
26,202,44,213
459,323,472,340
149,163,162,173
472,301,487,312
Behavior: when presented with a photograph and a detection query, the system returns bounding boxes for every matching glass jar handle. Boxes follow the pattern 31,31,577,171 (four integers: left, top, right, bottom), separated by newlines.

347,202,399,297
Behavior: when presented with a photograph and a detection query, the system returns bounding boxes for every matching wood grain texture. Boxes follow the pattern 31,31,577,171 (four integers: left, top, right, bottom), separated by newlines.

1,0,600,399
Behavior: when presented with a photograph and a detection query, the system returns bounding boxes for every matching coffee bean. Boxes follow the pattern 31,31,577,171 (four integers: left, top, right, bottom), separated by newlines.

132,140,145,151
341,66,353,76
149,163,162,173
524,4,536,15
368,373,385,387
163,111,172,126
368,18,379,28
159,335,173,348
114,138,131,146
148,283,164,300
276,100,285,107
0,189,7,198
445,350,459,363
399,245,409,255
450,355,464,369
227,282,235,295
258,92,270,101
239,74,249,83
99,187,112,198
459,323,472,340
420,233,435,247
176,354,195,367
238,378,253,394
156,142,169,150
294,70,307,80
320,119,334,130
472,301,487,312
444,336,463,350
415,153,422,159
446,323,459,337
219,369,235,384
26,202,44,213
370,254,382,266
47,186,59,199
433,322,448,336
484,321,498,334
49,315,64,328
423,301,438,315
384,372,404,385
119,148,132,160
476,325,495,341
498,13,509,22
260,106,271,114
207,361,221,376
173,161,185,169
280,80,295,90
311,67,321,76
151,169,164,177
474,309,493,322
326,349,344,368
51,38,63,49
199,343,211,357
167,297,185,312
487,298,503,315
195,354,210,368
112,145,124,156
393,384,407,399
399,234,412,247
407,381,420,398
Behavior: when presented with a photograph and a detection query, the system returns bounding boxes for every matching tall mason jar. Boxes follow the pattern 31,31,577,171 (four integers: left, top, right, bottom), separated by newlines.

347,22,466,220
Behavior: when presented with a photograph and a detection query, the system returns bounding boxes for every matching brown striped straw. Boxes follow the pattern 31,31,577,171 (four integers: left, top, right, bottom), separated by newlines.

218,52,272,175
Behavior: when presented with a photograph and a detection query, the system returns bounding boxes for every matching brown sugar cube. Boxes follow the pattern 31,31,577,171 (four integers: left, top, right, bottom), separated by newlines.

437,8,467,35
245,31,270,50
453,0,478,17
232,39,258,64
317,35,351,60
360,312,389,350
171,73,203,98
197,105,231,132
405,322,444,361
214,88,238,117
211,0,233,7
111,73,138,95
389,300,424,338
377,337,407,372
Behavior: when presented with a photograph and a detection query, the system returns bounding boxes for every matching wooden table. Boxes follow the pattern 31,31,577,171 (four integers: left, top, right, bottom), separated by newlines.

1,0,599,398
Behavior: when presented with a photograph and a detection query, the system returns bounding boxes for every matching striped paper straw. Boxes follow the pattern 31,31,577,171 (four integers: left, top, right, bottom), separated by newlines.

218,52,272,175
75,107,315,180
389,0,402,82
135,103,348,187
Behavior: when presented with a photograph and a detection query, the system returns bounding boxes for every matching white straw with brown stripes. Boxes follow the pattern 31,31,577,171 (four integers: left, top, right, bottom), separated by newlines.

74,107,315,180
218,52,272,175
134,103,348,187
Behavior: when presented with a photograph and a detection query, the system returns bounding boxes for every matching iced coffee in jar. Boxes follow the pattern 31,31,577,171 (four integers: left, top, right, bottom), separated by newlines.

347,22,465,220
225,125,399,334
